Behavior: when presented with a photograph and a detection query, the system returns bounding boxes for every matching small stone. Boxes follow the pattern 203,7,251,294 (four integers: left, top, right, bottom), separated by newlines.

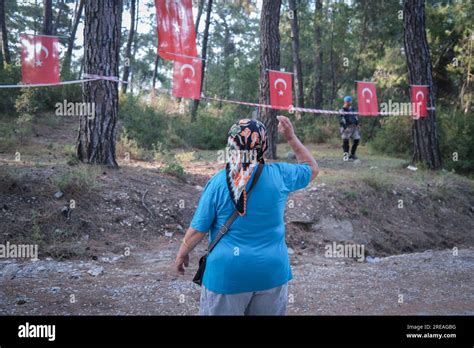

287,151,296,160
136,216,145,223
87,266,104,277
288,247,295,255
51,287,61,293
54,191,64,199
2,263,20,279
195,185,203,192
165,231,174,238
16,299,27,305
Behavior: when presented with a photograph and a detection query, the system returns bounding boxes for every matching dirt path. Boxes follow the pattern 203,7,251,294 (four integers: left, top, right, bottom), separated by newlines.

1,246,473,315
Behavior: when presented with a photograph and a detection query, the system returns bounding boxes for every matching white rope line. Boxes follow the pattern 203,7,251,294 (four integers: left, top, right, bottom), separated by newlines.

0,75,126,89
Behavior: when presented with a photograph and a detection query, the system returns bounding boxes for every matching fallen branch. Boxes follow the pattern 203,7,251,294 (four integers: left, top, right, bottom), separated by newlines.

141,189,154,220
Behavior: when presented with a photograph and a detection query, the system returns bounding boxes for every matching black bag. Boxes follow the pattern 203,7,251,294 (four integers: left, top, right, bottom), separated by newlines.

192,163,264,286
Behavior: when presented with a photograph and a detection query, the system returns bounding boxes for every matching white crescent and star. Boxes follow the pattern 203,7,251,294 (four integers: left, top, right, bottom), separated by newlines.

35,44,49,67
362,87,373,104
180,64,196,84
274,78,287,96
415,91,425,101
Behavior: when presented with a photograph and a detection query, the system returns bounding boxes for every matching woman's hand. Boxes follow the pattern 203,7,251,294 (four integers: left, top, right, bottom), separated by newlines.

175,253,189,275
277,115,295,142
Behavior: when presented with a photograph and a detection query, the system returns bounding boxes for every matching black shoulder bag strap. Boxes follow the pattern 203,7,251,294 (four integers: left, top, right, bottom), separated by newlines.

192,162,264,285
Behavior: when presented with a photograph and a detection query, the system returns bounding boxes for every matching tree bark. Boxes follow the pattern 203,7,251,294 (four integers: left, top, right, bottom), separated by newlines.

77,0,122,168
53,0,65,35
329,12,336,109
190,0,213,121
195,0,205,34
403,0,442,169
152,54,160,90
129,0,139,94
121,0,136,94
0,0,11,67
63,0,84,74
258,0,281,159
289,0,303,108
42,0,53,35
313,0,323,108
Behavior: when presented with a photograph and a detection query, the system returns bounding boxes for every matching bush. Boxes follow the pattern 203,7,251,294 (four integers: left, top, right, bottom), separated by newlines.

51,165,100,193
0,64,22,113
15,88,39,143
438,108,474,174
119,94,239,151
368,116,412,158
160,161,185,179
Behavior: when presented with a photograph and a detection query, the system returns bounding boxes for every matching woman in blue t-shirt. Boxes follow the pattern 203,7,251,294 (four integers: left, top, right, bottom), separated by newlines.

174,116,319,315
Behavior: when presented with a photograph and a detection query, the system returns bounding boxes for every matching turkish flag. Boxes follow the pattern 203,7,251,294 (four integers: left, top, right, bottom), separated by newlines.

155,0,198,63
269,70,293,110
172,58,202,99
20,34,60,85
357,81,378,116
411,85,429,119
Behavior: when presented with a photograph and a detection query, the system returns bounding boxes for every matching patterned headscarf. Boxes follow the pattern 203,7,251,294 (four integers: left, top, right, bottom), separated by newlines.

225,119,267,216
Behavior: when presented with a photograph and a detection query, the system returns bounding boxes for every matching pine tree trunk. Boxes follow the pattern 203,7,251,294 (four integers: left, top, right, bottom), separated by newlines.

313,0,323,108
221,22,231,102
42,0,53,35
191,0,213,121
129,0,139,94
259,0,281,159
121,0,136,94
77,0,122,168
289,0,303,108
63,0,84,74
152,54,160,90
0,0,11,67
403,0,442,169
194,0,205,34
329,16,336,109
53,0,65,35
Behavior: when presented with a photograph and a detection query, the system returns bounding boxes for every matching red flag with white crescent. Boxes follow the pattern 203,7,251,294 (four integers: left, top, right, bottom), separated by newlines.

269,70,293,110
155,0,198,63
411,85,429,119
20,34,60,84
357,81,378,116
172,58,202,99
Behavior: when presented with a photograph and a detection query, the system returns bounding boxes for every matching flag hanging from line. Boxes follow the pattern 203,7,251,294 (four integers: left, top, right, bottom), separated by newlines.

20,34,60,85
269,70,293,110
155,0,198,63
357,81,378,116
411,85,429,119
172,58,202,100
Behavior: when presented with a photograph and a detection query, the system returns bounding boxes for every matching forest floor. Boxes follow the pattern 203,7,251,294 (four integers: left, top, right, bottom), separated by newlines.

0,115,473,315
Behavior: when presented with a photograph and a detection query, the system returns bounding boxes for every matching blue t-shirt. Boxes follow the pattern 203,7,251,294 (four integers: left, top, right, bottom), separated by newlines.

190,162,312,294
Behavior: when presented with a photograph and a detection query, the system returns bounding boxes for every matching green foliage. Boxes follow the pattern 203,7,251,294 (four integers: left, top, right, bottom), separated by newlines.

119,94,239,151
160,161,185,179
14,88,38,142
51,165,100,193
438,109,474,174
369,117,413,158
0,64,22,113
